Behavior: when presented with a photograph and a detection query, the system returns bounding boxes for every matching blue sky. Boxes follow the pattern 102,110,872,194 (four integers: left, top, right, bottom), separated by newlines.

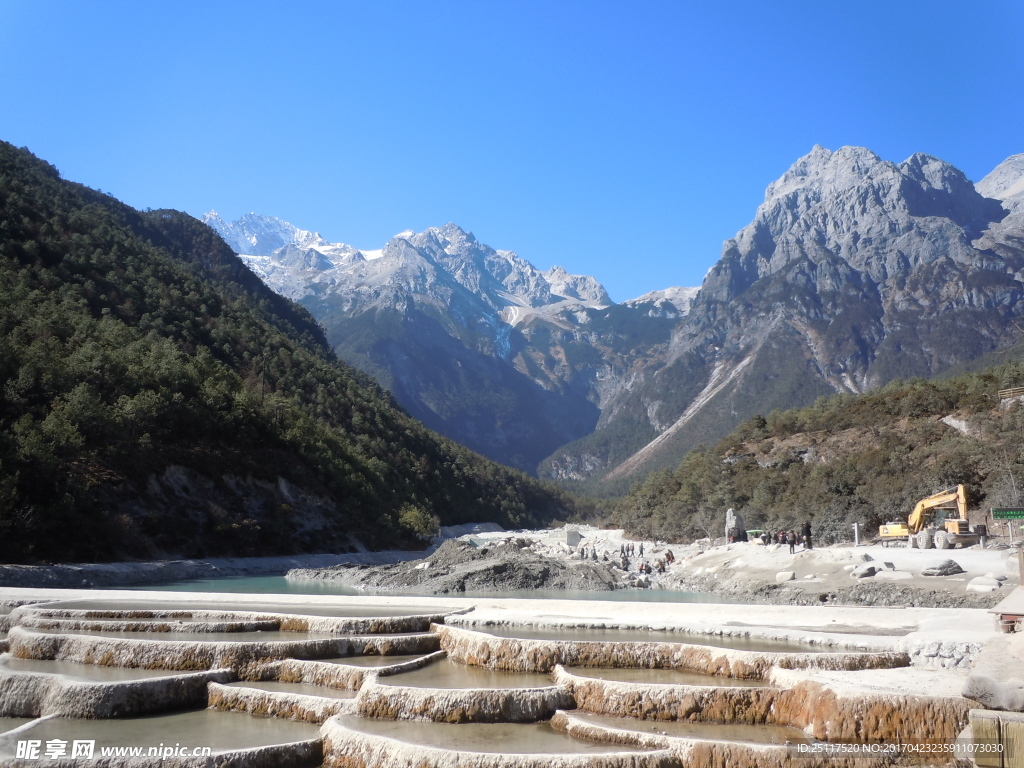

1,1,1022,302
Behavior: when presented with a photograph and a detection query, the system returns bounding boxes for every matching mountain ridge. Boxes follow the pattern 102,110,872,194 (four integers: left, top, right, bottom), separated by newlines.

203,213,680,472
564,145,1024,488
205,145,1024,491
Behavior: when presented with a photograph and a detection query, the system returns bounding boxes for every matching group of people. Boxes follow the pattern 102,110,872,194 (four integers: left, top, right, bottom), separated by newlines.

759,521,813,554
575,540,673,577
576,546,607,562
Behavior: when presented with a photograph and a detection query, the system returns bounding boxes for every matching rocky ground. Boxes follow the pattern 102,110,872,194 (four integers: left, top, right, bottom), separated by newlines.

663,537,1022,609
289,525,1023,608
288,538,626,594
2,522,1019,610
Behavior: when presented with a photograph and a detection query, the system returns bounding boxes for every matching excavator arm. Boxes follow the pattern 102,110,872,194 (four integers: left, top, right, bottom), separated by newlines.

906,485,968,533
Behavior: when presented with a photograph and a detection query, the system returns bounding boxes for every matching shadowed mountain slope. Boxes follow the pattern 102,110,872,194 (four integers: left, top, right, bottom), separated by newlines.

0,141,578,563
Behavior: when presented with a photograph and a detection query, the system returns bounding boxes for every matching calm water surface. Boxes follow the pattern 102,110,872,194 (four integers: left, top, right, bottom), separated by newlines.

141,576,738,604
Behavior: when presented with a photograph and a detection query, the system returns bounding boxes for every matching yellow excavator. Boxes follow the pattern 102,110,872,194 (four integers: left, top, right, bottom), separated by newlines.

878,485,985,549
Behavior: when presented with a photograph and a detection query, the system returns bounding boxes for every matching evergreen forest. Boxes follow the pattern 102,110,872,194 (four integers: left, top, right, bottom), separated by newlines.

0,142,578,563
614,362,1024,544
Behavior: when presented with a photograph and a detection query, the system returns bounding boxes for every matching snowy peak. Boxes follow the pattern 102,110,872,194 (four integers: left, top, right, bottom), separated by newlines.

543,265,612,305
202,211,329,257
623,286,699,315
204,210,616,319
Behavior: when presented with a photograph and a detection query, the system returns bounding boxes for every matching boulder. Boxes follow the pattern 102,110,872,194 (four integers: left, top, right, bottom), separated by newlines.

725,508,745,539
776,571,796,583
967,576,1004,593
921,559,965,577
983,572,1007,581
850,564,878,578
874,570,913,581
859,553,875,562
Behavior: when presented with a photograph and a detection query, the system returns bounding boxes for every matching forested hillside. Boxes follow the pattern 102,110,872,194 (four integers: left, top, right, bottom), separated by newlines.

0,142,577,563
614,359,1024,544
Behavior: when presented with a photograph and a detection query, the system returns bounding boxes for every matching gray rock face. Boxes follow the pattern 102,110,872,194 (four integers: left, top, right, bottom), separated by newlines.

976,153,1024,205
548,146,1024,484
204,215,634,473
921,560,966,577
206,147,1024,485
725,508,744,538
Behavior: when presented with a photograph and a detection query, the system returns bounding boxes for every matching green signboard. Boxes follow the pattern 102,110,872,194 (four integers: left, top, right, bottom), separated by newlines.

992,508,1024,519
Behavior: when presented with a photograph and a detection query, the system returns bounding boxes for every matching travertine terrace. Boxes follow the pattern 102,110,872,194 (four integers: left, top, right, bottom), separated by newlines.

0,587,1014,767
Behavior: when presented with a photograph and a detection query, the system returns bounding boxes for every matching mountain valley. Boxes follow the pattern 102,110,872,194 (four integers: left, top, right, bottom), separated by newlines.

208,147,1024,491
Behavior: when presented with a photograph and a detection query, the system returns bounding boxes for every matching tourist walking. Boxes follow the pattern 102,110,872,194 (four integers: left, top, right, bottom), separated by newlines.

787,530,796,554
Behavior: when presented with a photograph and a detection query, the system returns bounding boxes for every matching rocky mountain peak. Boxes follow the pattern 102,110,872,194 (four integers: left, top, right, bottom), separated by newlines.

542,265,612,306
202,211,328,257
977,153,1024,206
762,145,888,202
703,145,1007,303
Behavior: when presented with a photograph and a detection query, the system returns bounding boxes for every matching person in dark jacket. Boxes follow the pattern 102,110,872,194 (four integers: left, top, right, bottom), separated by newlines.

802,521,813,550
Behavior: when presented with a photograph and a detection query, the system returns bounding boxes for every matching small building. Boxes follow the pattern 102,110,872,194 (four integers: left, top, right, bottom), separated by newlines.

547,528,583,548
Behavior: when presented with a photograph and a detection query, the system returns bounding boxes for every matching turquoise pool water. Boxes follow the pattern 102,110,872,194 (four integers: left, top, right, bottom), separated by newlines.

140,576,736,604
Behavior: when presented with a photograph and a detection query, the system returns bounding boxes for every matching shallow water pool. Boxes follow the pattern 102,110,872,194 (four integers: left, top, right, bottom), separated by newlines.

381,658,553,689
34,628,354,643
465,625,839,653
0,656,208,682
141,576,736,603
227,680,356,699
0,717,32,736
564,666,775,687
318,654,429,667
0,709,320,756
39,598,455,618
571,711,810,744
333,715,655,754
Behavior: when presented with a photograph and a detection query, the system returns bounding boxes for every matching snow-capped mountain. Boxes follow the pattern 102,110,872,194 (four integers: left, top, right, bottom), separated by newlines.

201,211,330,256
205,147,1024,487
204,215,612,315
203,213,664,473
622,286,699,317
